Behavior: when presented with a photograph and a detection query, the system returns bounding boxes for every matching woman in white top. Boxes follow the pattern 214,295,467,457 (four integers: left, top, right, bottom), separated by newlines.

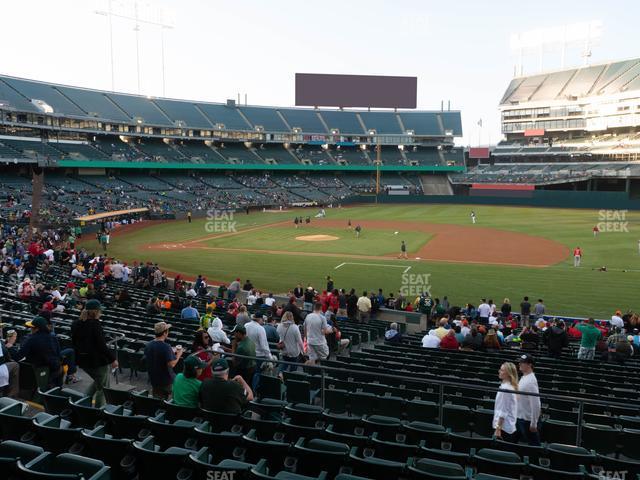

493,362,519,442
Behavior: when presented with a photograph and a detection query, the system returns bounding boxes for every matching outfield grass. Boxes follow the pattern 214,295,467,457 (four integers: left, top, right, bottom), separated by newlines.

100,205,640,319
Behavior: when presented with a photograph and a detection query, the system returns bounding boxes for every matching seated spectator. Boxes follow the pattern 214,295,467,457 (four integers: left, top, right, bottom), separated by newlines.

462,326,483,351
181,301,199,321
434,319,449,339
608,327,633,364
15,317,64,388
454,325,465,344
520,326,540,351
115,289,132,308
172,356,205,408
146,297,161,315
235,306,250,328
483,329,501,351
4,330,19,360
384,323,403,343
200,306,216,330
161,295,172,310
192,330,215,380
282,296,303,324
421,330,441,348
440,329,459,350
200,358,253,414
263,317,279,344
207,317,231,346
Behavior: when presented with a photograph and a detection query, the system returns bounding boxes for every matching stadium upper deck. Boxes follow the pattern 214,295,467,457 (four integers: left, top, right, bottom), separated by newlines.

500,57,640,137
0,75,461,144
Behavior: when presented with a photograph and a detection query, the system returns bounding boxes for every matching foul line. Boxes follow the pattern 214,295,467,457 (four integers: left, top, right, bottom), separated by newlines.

335,262,412,273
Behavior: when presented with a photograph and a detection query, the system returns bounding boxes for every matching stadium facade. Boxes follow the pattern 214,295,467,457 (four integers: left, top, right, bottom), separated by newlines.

0,74,464,223
452,57,640,196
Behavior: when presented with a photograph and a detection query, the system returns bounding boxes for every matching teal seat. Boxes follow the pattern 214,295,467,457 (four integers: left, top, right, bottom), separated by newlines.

132,436,190,480
250,458,328,480
403,421,447,448
17,452,111,480
406,457,466,479
474,448,527,478
547,443,596,472
162,399,201,422
0,440,45,472
242,428,290,466
292,437,350,476
32,415,82,455
193,422,244,461
348,446,406,479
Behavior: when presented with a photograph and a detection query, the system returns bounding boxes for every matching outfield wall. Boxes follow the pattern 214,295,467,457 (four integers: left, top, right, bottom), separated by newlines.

344,190,640,210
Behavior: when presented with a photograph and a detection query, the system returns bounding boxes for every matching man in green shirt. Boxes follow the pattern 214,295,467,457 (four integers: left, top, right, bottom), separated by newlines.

172,356,205,408
576,318,602,360
200,358,254,414
231,325,256,385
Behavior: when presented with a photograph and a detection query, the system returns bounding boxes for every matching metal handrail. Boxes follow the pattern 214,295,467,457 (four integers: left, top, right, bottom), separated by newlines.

219,351,637,447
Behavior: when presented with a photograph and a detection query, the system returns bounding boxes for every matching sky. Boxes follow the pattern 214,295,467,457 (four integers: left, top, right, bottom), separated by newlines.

2,0,639,146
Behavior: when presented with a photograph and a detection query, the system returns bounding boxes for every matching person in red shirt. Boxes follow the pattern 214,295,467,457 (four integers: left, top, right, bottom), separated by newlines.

573,246,582,267
440,329,459,350
567,322,582,339
593,225,599,237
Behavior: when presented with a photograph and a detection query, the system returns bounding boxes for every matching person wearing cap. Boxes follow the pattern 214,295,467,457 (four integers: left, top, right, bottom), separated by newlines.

516,354,541,446
230,325,256,385
303,286,315,312
144,321,183,399
200,358,253,413
576,318,602,360
71,299,118,407
172,355,205,408
15,317,65,388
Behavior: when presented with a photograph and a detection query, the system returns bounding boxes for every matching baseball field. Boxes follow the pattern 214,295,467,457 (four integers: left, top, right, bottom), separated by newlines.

94,204,640,319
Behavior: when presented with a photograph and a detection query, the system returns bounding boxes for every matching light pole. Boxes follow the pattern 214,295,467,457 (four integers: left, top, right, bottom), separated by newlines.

94,0,174,95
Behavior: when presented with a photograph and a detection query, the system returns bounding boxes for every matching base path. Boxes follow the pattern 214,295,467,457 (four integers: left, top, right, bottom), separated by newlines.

140,218,568,268
316,219,568,267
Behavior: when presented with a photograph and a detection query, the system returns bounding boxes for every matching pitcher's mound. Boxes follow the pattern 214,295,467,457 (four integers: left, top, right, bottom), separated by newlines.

296,234,339,242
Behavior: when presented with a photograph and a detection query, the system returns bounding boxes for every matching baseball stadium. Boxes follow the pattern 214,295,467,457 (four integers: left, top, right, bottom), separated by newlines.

1,1,640,479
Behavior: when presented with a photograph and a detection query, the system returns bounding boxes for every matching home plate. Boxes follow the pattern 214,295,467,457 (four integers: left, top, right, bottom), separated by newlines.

415,257,421,260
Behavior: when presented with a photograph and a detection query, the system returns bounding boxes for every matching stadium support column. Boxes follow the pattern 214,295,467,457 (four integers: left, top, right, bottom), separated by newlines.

375,142,381,204
29,166,44,241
